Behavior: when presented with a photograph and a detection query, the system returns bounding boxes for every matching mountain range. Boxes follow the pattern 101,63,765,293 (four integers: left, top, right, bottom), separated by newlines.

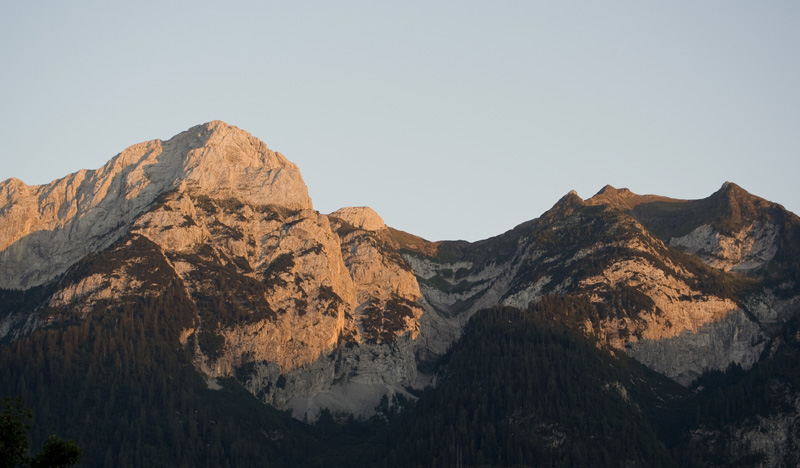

2,121,799,467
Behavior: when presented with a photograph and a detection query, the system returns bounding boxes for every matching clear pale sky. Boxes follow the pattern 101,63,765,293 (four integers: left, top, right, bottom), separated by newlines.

1,2,798,242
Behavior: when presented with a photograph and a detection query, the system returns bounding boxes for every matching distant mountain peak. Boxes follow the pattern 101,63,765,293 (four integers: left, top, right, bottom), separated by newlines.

162,120,313,208
594,184,634,197
714,181,750,199
183,119,248,139
0,177,30,199
586,184,681,211
707,181,762,209
540,190,585,219
563,190,584,204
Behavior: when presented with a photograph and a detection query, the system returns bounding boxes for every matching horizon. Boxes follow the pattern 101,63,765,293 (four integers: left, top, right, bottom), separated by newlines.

0,118,794,244
2,2,798,242
0,117,774,243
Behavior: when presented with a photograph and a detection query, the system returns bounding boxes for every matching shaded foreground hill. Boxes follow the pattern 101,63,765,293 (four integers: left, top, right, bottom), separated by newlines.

5,291,800,466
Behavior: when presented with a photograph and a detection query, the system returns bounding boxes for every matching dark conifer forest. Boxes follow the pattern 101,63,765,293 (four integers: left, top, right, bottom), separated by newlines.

4,288,799,467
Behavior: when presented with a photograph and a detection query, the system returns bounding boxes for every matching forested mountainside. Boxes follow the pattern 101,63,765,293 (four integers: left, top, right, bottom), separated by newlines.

1,122,798,466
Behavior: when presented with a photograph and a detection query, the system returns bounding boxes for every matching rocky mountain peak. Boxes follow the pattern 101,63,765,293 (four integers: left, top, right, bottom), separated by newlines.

329,206,386,231
0,121,312,289
711,181,755,207
0,178,31,208
540,190,585,219
714,181,763,203
595,184,633,197
586,184,680,211
703,181,774,231
162,121,313,209
720,180,739,191
562,190,584,204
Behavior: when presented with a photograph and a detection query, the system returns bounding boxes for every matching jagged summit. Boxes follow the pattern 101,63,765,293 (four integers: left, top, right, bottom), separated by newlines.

538,190,585,220
696,181,782,236
558,190,584,206
711,181,754,203
585,184,681,211
593,184,634,197
146,120,312,209
0,121,312,289
562,189,585,206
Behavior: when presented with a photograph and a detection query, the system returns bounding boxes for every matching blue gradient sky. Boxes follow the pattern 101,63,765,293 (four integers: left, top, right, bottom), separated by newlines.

2,2,798,241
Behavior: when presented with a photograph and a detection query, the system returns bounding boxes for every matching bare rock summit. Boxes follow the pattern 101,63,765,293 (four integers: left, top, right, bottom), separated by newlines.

330,206,386,231
0,121,312,290
585,184,681,211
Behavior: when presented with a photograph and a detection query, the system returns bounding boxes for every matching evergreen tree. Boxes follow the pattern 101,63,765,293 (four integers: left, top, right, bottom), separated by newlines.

0,397,82,468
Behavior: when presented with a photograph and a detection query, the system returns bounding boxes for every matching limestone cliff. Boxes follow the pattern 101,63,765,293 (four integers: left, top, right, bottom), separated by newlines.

404,188,798,386
0,122,426,420
0,121,311,290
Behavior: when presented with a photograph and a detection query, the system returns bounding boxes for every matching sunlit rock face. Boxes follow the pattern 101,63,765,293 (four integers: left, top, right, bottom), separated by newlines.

329,206,386,232
0,121,311,290
669,222,779,272
134,194,424,420
0,122,425,419
405,186,798,387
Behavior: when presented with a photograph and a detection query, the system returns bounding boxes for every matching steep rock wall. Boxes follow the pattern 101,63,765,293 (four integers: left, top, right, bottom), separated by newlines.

0,121,311,290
